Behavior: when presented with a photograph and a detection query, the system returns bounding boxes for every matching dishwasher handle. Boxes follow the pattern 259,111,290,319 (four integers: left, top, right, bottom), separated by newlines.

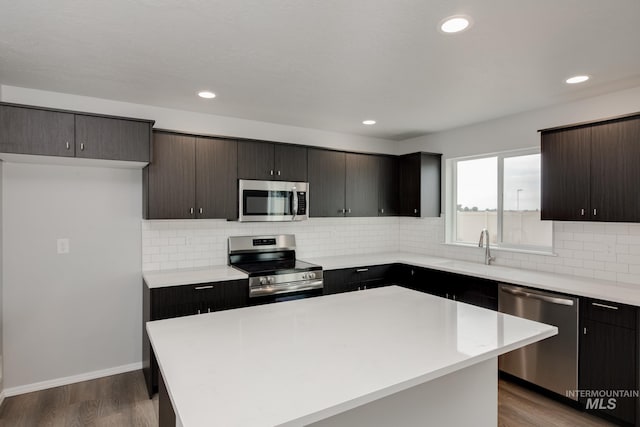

500,286,575,306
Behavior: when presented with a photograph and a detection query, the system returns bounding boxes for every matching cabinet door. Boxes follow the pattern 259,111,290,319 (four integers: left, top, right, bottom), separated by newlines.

399,153,421,216
323,269,349,295
345,153,378,217
541,127,591,221
453,275,498,310
220,280,249,310
75,115,150,161
195,137,238,219
0,105,75,156
580,320,636,425
238,140,274,180
377,156,399,216
274,144,307,181
147,133,196,219
590,118,640,222
308,149,346,217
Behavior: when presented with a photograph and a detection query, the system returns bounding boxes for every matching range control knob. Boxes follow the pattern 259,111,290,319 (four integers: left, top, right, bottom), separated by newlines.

259,277,268,285
267,276,275,284
308,272,316,279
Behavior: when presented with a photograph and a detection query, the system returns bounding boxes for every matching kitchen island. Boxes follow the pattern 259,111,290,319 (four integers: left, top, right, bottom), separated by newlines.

146,286,556,427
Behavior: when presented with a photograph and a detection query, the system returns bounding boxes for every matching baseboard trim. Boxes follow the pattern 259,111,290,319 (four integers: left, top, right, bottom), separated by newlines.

3,362,143,397
0,390,5,408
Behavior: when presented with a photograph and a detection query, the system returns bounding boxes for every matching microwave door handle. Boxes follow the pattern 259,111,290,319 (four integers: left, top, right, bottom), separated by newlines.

292,186,298,220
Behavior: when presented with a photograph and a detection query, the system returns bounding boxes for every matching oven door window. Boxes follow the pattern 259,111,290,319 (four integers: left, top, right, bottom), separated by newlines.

243,190,293,216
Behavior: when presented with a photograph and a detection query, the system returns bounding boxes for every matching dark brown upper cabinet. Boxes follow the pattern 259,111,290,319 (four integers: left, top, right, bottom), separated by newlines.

195,136,238,219
308,148,346,217
145,132,196,219
377,155,399,216
75,115,150,161
399,152,441,217
345,153,378,217
238,140,307,182
0,104,75,157
144,131,238,220
309,149,408,218
0,102,153,162
541,114,640,222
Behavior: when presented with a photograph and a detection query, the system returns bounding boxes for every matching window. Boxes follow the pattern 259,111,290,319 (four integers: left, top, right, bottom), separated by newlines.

450,148,552,252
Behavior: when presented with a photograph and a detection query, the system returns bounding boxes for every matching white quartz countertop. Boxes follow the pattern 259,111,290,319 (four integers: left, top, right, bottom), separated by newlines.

142,251,640,306
143,265,247,289
147,286,556,427
307,252,640,307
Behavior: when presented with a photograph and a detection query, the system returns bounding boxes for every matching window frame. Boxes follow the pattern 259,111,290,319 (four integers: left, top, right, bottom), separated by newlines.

449,147,552,253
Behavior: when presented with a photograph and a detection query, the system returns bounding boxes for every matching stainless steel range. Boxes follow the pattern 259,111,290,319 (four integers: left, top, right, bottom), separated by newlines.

228,234,323,300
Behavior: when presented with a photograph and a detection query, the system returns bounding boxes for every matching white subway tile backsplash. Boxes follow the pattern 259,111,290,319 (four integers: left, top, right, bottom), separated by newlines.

142,217,640,287
605,262,628,273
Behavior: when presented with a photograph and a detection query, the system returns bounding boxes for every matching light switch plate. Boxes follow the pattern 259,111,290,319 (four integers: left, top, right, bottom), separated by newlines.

57,238,70,254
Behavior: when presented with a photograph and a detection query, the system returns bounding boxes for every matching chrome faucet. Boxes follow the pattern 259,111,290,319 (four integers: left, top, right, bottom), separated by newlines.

478,228,495,265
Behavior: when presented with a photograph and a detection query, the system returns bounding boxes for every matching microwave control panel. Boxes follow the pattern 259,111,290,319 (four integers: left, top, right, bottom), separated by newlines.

297,192,307,214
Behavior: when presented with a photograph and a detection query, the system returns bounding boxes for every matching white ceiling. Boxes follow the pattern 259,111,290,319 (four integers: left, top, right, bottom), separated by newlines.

1,0,640,141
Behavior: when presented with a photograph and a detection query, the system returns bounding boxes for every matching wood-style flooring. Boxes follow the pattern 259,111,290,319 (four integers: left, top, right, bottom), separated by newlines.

0,371,157,426
0,371,615,426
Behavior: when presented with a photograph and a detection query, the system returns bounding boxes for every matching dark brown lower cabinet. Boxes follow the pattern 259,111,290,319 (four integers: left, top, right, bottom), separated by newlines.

323,265,394,295
142,279,249,397
393,265,498,311
579,298,638,426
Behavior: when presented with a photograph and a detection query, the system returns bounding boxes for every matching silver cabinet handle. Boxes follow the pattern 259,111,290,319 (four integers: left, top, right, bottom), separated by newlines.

346,208,351,214
197,309,201,314
199,208,203,214
380,208,384,214
591,302,618,310
500,286,574,306
593,208,597,216
194,285,213,290
207,307,211,313
270,170,274,175
356,268,369,272
190,207,194,215
65,141,70,150
338,208,346,214
277,170,281,176
80,143,85,151
414,208,418,214
581,208,585,216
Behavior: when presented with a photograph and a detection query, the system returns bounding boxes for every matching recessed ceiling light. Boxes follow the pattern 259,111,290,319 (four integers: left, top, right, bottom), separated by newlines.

440,16,471,33
362,120,376,125
198,91,216,99
565,75,590,84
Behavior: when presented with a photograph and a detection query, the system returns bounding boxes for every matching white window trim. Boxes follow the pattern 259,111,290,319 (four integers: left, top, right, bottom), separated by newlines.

446,147,554,254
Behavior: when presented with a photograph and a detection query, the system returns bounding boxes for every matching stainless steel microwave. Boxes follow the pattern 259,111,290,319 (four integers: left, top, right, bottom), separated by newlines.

238,180,309,222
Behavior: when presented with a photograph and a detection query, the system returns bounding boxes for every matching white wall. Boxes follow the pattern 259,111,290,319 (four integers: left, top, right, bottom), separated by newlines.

399,84,640,159
2,163,142,392
0,85,396,155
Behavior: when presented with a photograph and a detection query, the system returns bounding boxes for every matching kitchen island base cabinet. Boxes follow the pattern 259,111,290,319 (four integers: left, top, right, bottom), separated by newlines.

158,358,498,427
309,358,497,427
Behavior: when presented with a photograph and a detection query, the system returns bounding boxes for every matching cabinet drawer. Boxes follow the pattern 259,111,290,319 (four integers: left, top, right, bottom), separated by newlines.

343,264,392,284
582,298,637,329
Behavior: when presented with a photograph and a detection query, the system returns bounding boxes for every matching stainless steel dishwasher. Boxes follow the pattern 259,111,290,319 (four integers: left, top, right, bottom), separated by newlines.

498,284,579,399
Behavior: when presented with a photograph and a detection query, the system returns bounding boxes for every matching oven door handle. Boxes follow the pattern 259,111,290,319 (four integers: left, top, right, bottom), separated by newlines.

291,186,298,220
250,279,323,298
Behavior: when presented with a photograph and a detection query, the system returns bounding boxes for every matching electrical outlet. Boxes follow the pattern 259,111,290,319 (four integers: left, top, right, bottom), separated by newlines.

57,238,70,254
